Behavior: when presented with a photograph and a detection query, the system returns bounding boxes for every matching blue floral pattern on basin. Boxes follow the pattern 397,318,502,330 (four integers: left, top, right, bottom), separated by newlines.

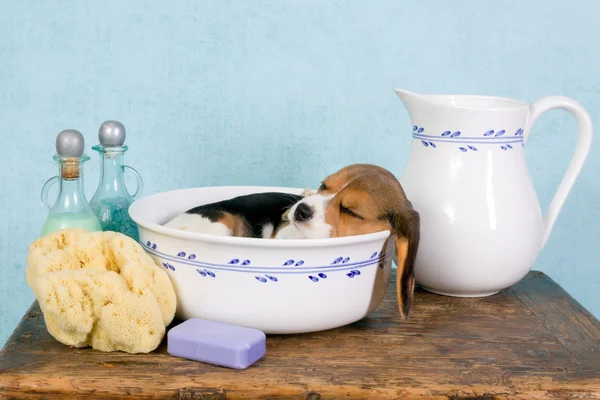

196,269,216,278
254,274,278,283
140,241,390,284
412,126,524,152
162,262,175,271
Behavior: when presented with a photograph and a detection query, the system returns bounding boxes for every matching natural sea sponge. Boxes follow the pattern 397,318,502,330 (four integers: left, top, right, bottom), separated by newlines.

26,229,176,353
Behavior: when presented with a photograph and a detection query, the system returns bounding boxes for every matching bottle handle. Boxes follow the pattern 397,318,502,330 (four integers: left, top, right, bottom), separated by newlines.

524,96,593,248
124,165,144,200
41,176,59,210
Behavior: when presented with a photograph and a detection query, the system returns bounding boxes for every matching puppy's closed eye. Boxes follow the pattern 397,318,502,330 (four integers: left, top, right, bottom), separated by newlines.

340,204,363,220
318,182,327,191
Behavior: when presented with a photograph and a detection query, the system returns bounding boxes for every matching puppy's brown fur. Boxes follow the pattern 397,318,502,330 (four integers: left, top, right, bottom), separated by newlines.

218,213,251,237
317,164,420,320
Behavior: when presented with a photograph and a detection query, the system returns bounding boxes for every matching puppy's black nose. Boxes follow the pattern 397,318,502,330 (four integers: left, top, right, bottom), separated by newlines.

294,203,313,222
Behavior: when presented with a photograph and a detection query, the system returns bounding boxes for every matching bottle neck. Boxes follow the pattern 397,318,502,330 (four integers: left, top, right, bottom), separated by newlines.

98,151,127,195
56,162,90,213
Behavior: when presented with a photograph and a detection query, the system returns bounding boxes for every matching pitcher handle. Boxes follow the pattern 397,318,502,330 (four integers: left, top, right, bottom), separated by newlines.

124,165,144,200
41,176,59,210
524,96,593,248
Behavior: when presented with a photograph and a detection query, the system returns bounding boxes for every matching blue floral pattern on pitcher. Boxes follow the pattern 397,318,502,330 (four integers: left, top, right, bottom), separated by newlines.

412,126,524,152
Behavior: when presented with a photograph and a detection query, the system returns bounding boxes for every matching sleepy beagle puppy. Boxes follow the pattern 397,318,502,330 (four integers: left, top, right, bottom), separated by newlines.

284,163,420,320
164,163,420,319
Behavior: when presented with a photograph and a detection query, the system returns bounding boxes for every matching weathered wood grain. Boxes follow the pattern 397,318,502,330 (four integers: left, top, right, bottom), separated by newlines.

1,270,599,399
511,271,600,365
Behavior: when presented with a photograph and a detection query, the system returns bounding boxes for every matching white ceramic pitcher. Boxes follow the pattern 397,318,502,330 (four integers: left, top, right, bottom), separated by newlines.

395,89,593,297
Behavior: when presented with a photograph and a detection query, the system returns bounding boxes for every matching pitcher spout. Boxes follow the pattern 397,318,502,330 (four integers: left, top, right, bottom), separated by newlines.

394,89,427,110
394,88,462,112
393,88,443,127
393,89,424,105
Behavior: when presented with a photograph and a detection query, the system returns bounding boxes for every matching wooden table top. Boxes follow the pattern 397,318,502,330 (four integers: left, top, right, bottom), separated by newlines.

1,270,599,399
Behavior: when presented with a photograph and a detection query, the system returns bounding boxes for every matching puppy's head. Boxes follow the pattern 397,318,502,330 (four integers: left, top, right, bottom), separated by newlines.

287,164,420,320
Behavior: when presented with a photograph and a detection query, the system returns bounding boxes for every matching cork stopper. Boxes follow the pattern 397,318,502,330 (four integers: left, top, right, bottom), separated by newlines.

61,158,81,179
55,129,85,180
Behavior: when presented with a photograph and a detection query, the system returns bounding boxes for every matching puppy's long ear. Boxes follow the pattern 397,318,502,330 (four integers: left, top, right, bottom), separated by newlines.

390,204,420,320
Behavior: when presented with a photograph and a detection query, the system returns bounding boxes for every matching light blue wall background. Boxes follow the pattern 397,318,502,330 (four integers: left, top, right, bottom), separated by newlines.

1,0,598,346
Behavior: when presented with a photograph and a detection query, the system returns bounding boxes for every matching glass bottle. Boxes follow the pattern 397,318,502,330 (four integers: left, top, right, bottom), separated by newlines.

40,129,102,236
89,120,143,242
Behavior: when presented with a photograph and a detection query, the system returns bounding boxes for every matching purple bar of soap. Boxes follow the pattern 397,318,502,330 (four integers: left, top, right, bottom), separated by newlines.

167,318,266,369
